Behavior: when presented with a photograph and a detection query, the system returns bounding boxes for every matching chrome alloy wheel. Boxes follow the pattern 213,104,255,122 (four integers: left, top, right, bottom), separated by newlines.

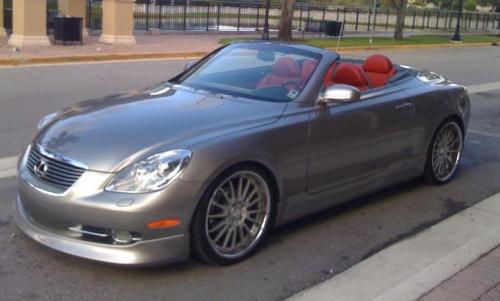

431,121,463,182
205,171,271,259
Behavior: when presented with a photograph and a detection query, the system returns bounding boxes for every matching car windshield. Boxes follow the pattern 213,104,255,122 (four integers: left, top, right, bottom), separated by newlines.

175,43,322,102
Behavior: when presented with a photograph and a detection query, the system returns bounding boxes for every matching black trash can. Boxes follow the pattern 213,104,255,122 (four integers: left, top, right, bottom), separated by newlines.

53,16,83,45
304,19,326,33
325,21,343,37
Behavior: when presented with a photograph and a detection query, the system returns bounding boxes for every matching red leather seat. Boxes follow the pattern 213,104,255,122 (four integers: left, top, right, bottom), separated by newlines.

323,61,340,87
258,57,301,88
301,59,317,85
331,63,371,92
362,55,396,88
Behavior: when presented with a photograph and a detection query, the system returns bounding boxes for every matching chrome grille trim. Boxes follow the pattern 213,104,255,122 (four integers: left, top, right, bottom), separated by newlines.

26,145,87,190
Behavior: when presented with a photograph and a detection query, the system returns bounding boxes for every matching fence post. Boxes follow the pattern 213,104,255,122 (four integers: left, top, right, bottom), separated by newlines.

412,9,416,30
367,7,371,31
426,10,430,29
299,7,302,31
237,3,241,32
256,4,260,31
206,2,210,31
336,7,339,20
146,0,150,31
183,1,187,31
159,2,162,30
386,8,389,31
374,7,377,30
355,8,359,31
422,10,426,29
436,11,439,29
217,2,220,31
307,6,311,32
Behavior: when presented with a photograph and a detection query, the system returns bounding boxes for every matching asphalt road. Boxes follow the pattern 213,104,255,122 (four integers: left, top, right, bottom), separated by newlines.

0,46,500,301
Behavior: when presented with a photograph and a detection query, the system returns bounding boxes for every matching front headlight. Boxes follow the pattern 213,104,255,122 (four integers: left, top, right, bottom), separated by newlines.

105,149,192,193
37,112,59,130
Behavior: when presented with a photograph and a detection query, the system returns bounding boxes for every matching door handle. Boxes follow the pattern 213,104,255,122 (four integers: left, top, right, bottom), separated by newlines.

395,102,413,113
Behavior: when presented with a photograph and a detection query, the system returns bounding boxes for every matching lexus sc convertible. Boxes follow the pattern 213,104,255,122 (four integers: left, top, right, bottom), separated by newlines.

15,41,469,266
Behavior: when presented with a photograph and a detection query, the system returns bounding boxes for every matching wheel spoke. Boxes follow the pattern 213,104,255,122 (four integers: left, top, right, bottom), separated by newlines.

243,187,258,205
211,198,229,210
208,213,227,219
208,220,227,234
222,227,234,249
228,179,236,203
213,224,230,242
219,188,233,204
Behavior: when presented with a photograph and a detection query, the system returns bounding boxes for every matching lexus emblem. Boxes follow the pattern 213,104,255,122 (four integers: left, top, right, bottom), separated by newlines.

34,160,49,178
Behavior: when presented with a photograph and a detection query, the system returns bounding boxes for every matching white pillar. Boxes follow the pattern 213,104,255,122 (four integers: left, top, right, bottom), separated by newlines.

8,0,51,47
99,0,136,45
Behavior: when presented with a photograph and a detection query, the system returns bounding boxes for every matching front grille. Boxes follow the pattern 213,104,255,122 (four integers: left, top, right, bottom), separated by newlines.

27,145,86,190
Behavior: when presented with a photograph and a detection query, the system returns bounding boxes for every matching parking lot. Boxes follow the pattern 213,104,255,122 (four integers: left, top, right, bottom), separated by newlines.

0,46,499,301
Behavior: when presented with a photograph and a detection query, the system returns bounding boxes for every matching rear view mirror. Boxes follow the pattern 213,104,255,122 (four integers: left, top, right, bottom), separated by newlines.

317,84,361,105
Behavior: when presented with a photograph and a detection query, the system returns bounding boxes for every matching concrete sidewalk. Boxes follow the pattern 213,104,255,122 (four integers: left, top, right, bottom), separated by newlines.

419,247,500,301
289,191,500,301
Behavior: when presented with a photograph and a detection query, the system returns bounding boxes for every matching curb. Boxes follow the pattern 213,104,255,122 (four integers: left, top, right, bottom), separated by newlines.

287,191,500,301
0,42,495,67
0,51,208,67
327,42,494,52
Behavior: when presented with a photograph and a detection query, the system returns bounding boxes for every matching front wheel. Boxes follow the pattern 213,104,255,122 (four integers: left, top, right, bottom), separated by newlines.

191,166,273,265
424,119,464,184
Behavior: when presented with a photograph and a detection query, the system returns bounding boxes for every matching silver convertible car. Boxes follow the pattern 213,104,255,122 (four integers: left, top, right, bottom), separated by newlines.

15,41,469,266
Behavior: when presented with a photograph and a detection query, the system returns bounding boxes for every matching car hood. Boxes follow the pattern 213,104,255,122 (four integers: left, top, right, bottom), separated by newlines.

35,84,287,172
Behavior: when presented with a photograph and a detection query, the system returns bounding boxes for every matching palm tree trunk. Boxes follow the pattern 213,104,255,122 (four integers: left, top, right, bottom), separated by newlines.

277,0,296,41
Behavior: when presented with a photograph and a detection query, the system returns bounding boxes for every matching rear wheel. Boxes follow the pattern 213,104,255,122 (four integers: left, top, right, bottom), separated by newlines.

191,166,273,265
425,119,464,184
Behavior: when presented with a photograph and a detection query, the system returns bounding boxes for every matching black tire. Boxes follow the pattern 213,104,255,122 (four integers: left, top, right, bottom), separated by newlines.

424,118,464,185
190,165,274,265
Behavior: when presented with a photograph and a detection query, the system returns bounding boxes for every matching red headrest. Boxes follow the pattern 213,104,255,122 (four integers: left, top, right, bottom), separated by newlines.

302,59,317,81
333,63,370,88
272,57,301,77
362,55,394,74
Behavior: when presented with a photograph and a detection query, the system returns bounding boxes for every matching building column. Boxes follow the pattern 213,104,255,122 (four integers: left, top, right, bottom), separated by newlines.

8,0,51,47
58,0,89,37
99,0,136,45
0,0,7,37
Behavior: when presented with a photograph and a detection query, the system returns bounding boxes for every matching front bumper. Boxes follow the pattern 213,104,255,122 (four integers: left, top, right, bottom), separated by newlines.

14,195,190,266
14,146,207,266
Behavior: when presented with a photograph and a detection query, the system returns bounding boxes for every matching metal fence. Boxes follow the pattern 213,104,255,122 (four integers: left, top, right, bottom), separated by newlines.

2,0,498,33
84,0,500,33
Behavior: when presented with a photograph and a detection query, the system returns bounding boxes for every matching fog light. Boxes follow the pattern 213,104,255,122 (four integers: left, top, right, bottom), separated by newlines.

112,230,133,244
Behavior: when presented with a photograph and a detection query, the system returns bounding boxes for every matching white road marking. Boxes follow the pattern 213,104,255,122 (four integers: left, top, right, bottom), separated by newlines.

467,81,500,94
288,191,500,301
468,129,500,139
0,156,18,180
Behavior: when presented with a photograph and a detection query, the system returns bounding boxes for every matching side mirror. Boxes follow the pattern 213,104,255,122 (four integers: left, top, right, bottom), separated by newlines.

317,84,361,105
184,61,197,71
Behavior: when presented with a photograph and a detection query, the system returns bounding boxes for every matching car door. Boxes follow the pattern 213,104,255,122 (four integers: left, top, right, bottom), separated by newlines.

306,84,415,195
